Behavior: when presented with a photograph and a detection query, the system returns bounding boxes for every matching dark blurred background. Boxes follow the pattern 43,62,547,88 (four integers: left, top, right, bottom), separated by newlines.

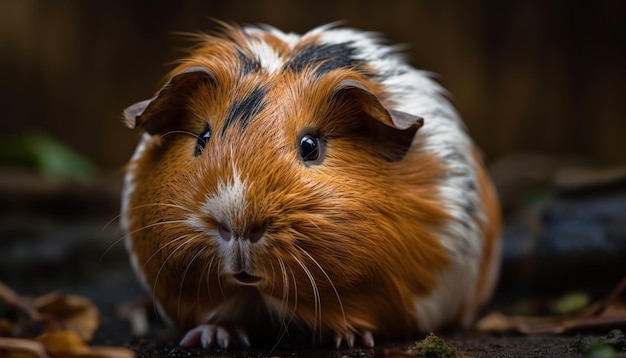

1,1,625,171
1,0,625,309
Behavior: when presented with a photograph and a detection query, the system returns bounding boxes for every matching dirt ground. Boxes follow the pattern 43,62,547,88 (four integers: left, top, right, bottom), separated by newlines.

124,336,583,358
92,304,589,358
134,333,587,358
91,313,596,358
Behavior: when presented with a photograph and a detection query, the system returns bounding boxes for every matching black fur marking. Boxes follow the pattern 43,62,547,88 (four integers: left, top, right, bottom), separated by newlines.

221,86,268,135
284,42,363,76
238,50,261,75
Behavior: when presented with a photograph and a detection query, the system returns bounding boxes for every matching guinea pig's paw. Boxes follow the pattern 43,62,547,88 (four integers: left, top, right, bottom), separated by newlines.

179,324,250,349
334,330,374,349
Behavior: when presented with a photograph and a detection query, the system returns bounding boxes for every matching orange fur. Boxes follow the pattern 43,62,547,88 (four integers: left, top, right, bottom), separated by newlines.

122,24,501,345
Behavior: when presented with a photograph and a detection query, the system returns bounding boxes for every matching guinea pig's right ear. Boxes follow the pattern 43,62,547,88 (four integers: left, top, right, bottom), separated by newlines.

122,66,215,135
331,79,424,161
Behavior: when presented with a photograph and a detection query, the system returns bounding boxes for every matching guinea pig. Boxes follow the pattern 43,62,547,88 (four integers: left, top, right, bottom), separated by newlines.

120,23,501,349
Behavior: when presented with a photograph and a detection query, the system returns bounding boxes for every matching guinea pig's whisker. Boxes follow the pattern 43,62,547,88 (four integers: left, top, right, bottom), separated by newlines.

273,257,289,331
216,257,226,298
304,220,321,232
268,265,298,357
102,203,192,233
160,130,201,140
295,243,348,334
127,202,192,215
126,219,190,239
100,218,188,264
125,219,192,263
288,268,300,329
264,259,280,329
151,234,192,274
268,259,277,297
277,257,289,319
200,253,217,305
208,255,218,303
290,252,322,340
144,233,191,318
98,235,128,263
178,241,204,319
152,234,196,304
140,230,189,270
100,214,124,233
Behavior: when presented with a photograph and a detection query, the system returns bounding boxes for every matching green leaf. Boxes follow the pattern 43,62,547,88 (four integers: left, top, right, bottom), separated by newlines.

0,131,97,182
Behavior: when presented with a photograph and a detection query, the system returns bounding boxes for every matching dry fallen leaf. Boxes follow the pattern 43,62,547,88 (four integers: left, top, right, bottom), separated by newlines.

37,330,88,356
1,283,135,358
34,293,99,342
0,337,49,358
0,332,135,358
0,282,41,323
477,276,626,334
37,331,134,358
477,304,626,335
0,318,15,336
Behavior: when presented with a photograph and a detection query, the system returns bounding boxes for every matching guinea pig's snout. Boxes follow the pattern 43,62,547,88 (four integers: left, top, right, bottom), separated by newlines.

217,222,267,243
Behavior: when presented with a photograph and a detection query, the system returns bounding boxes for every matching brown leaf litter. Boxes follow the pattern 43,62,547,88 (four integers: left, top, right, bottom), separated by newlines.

477,275,626,334
0,281,133,358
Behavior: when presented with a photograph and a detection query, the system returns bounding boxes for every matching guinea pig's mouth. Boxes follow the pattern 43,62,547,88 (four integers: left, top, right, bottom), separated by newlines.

232,271,263,285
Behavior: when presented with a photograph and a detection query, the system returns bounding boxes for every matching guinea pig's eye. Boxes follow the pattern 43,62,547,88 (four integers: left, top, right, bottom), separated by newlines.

194,125,211,157
299,133,323,163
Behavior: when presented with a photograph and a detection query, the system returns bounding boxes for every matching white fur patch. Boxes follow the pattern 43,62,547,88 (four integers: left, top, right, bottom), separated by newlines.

244,38,285,75
413,260,477,330
200,170,248,228
121,134,178,327
121,133,151,293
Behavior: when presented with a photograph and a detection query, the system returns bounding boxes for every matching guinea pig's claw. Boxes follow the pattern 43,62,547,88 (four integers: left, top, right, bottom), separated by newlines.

180,324,247,349
361,331,375,348
334,330,374,349
235,328,251,348
216,327,231,349
334,334,342,348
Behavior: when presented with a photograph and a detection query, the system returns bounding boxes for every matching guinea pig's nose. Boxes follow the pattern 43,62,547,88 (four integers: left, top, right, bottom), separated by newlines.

245,223,266,243
218,223,233,242
217,222,266,243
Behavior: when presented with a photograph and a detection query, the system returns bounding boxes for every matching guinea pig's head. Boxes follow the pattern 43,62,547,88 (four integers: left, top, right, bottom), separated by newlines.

123,30,449,316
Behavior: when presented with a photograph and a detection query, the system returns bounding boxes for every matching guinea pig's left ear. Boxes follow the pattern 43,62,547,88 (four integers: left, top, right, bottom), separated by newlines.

122,66,215,134
332,79,424,161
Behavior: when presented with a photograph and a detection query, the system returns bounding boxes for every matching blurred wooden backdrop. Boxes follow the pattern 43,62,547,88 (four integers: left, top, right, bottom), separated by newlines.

1,0,624,171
